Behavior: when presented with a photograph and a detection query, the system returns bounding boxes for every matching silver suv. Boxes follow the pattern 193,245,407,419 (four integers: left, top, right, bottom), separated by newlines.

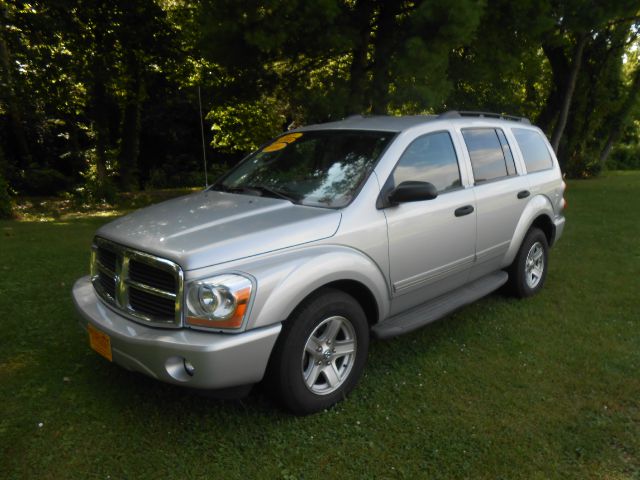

73,111,566,414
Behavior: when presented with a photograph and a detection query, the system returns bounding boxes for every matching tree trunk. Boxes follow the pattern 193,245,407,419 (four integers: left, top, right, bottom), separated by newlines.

599,64,640,165
90,66,109,188
118,56,144,191
550,34,588,153
0,28,32,169
369,1,401,115
346,0,375,115
537,43,569,133
88,8,112,193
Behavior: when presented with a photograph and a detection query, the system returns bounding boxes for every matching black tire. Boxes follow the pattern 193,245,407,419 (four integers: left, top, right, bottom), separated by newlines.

267,288,369,415
507,227,549,298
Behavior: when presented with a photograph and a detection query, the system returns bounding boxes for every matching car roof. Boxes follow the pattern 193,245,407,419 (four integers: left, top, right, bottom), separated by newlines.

296,112,533,134
298,115,438,133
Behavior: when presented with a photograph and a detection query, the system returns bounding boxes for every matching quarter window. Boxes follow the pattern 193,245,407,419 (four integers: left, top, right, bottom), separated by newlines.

512,128,554,173
392,132,462,193
462,128,516,183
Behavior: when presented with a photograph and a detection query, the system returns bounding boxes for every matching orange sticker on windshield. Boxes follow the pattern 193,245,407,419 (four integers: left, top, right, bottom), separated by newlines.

262,142,288,152
278,133,303,144
261,133,303,153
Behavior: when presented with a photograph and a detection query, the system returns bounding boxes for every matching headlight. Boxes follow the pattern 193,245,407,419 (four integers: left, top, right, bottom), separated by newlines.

185,274,252,330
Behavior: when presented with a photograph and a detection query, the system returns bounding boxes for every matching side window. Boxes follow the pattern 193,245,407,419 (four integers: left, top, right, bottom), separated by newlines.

392,131,462,193
462,128,516,183
512,128,554,173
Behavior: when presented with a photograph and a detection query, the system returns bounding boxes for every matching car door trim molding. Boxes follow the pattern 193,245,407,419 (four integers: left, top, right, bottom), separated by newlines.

393,253,475,294
475,240,511,264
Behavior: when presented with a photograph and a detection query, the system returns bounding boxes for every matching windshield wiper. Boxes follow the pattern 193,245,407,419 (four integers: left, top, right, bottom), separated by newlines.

209,183,228,192
218,184,298,203
245,184,299,203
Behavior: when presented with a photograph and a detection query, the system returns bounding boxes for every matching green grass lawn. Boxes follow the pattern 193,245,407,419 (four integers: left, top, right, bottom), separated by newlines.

1,172,639,479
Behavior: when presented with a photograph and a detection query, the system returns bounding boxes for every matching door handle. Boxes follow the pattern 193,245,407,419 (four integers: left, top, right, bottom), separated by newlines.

517,190,530,199
454,205,474,217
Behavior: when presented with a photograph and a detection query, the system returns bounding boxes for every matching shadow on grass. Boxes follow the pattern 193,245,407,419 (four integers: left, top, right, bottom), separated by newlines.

75,290,513,421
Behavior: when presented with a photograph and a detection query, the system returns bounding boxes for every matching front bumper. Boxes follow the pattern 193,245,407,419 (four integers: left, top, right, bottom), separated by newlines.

552,214,566,246
72,276,281,389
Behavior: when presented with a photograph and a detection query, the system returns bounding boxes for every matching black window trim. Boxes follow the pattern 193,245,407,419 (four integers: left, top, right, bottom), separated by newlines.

385,129,464,197
461,127,519,186
495,128,517,176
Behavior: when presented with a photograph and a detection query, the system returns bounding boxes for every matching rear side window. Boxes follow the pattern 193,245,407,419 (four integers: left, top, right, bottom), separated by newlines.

462,128,516,183
512,128,554,173
392,131,461,193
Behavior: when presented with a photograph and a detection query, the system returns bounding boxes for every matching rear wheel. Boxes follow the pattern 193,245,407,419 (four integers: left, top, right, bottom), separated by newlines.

508,227,549,298
268,289,369,414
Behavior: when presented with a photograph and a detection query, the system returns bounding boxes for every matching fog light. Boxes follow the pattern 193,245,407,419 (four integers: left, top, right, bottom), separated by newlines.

165,356,193,382
183,359,195,376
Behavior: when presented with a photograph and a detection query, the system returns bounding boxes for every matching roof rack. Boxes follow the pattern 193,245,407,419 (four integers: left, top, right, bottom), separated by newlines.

438,110,531,125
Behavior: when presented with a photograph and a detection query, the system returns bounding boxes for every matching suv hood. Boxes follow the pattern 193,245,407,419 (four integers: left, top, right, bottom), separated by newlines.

96,190,341,270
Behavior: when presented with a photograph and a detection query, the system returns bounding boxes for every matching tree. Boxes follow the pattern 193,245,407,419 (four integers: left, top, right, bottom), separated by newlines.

197,0,485,145
599,47,640,166
537,1,639,161
556,17,639,176
447,0,554,117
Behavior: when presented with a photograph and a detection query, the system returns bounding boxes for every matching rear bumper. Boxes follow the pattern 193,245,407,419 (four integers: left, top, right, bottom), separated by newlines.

552,215,566,246
72,276,281,389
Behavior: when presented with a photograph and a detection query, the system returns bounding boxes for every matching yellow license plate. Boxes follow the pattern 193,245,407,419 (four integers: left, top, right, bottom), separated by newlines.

88,324,112,362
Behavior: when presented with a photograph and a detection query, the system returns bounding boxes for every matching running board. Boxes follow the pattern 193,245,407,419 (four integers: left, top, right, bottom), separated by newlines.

372,271,509,340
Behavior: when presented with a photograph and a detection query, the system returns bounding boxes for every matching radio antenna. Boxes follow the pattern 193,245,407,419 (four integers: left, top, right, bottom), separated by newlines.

197,85,209,188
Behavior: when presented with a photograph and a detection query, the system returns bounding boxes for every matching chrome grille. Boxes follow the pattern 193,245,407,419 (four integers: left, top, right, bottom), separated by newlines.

97,271,116,299
90,237,184,328
129,259,176,292
129,287,176,318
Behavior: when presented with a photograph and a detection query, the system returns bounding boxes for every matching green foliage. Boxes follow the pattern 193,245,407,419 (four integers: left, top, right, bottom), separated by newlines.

388,0,485,111
558,21,639,177
0,170,13,219
608,143,640,170
75,147,118,204
447,0,553,116
0,141,13,218
208,97,286,152
145,162,228,189
609,121,640,170
0,0,639,197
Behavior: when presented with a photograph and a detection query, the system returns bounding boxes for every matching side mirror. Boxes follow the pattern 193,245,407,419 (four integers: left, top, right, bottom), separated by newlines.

387,181,438,205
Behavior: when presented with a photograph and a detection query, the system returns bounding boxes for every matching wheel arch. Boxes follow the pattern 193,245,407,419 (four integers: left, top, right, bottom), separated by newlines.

504,195,556,267
294,279,380,328
530,213,555,246
247,247,390,330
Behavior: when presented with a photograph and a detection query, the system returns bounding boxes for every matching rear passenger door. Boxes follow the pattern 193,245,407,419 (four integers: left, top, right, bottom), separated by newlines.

383,131,476,314
458,127,530,278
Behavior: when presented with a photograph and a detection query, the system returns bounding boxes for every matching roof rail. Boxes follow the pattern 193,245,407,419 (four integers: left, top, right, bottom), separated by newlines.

439,110,531,125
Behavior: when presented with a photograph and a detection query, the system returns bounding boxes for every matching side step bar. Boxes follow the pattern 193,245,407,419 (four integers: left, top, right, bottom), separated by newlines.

372,271,509,340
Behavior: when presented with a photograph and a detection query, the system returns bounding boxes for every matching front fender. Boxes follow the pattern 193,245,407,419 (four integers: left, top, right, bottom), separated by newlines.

236,245,391,330
504,194,555,266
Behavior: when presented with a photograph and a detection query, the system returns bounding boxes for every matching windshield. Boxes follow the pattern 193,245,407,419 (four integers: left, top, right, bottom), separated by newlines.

214,130,394,208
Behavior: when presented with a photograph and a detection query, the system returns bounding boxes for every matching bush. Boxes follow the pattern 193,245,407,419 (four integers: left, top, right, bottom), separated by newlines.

208,96,286,153
607,143,640,170
145,162,229,190
0,171,14,219
19,166,71,196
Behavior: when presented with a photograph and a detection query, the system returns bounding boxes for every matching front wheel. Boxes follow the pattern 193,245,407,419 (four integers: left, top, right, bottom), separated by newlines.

507,227,549,298
268,289,369,414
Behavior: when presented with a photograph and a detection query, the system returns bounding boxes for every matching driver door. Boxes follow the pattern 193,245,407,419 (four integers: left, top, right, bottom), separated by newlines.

382,131,477,315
